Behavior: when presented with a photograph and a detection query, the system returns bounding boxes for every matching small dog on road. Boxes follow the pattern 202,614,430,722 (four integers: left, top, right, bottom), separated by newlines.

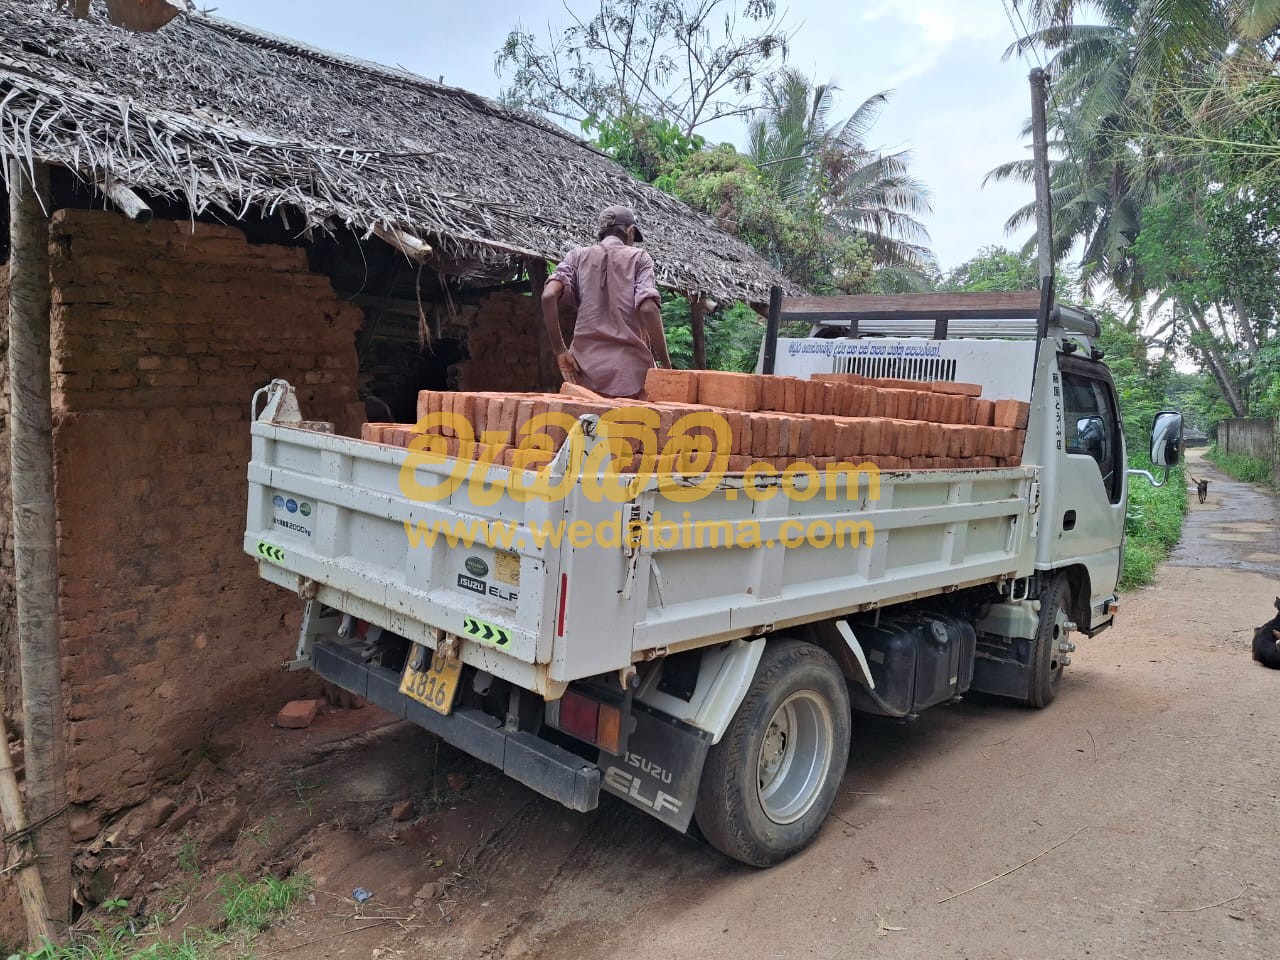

1253,598,1280,670
1189,475,1210,504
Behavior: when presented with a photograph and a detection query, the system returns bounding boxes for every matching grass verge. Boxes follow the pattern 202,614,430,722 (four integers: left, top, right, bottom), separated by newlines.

1203,444,1276,487
1121,459,1188,590
7,874,312,960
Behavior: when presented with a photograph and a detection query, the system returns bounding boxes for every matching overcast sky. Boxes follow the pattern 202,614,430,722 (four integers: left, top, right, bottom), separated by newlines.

208,0,1039,271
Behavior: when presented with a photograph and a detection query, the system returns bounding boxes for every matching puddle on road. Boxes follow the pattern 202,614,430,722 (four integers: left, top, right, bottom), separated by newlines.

1223,522,1278,533
1209,532,1257,542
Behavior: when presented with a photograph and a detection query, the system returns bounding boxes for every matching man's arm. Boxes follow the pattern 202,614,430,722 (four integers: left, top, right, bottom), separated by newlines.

639,298,670,369
542,266,583,384
633,252,670,368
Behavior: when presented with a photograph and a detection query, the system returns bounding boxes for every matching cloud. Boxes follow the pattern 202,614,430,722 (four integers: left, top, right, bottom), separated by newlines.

860,0,1015,87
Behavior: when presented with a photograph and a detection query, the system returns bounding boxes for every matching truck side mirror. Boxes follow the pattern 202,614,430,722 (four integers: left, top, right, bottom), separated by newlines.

1149,411,1183,468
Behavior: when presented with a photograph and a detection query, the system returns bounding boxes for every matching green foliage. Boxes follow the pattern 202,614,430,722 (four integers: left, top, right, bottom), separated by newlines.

1131,194,1218,309
13,930,205,960
1165,370,1232,435
658,144,875,294
1096,314,1176,453
175,838,200,878
1001,2,1280,420
1090,310,1191,589
661,295,763,372
1205,444,1276,485
1121,459,1188,590
8,873,311,960
586,113,705,183
216,874,312,934
745,70,934,274
939,246,1039,292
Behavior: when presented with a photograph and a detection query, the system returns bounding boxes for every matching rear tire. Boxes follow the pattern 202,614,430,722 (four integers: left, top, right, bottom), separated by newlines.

694,640,851,867
1028,575,1070,708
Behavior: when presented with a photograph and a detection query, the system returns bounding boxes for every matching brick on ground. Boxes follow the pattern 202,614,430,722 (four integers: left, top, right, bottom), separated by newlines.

277,699,319,729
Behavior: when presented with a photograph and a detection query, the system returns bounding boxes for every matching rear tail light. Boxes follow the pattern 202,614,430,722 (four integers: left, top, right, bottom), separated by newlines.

553,689,624,754
559,689,598,743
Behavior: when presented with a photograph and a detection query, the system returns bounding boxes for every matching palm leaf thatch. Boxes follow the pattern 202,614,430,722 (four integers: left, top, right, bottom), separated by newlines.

0,0,799,301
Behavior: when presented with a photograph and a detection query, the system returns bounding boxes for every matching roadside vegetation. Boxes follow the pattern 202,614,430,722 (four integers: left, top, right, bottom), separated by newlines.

1205,445,1276,487
6,874,311,960
1121,459,1188,589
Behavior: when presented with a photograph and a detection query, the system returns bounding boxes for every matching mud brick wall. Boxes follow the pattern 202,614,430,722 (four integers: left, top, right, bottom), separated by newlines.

440,291,558,394
47,210,363,815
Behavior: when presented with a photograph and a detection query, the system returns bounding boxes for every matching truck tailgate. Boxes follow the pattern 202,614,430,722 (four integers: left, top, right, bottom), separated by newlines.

246,420,1038,695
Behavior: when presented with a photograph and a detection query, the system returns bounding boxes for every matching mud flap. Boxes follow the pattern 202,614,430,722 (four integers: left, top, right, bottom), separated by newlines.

598,702,710,833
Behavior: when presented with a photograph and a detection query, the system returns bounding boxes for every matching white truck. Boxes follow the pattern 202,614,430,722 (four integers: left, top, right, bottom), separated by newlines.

244,291,1180,866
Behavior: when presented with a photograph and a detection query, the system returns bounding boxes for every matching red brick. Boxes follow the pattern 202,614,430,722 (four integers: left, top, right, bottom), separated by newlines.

930,381,983,397
645,368,699,404
760,376,783,411
698,371,761,411
994,399,1030,429
782,377,804,412
276,699,319,729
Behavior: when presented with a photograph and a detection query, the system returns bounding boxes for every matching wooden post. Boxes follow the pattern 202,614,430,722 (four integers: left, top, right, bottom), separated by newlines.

1029,68,1054,341
690,295,707,370
0,713,53,948
7,159,70,927
762,286,782,375
527,259,554,390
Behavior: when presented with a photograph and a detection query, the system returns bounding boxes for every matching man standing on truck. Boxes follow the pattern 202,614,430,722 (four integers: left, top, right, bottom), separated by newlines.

541,205,672,399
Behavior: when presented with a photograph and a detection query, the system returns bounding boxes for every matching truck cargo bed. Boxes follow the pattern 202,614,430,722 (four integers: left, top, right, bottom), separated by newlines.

245,417,1038,698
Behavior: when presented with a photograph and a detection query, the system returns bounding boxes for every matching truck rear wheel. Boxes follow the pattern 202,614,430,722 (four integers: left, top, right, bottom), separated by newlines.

1028,574,1070,708
694,640,851,866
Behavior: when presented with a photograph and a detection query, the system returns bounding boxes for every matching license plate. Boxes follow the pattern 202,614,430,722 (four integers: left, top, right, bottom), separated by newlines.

398,645,462,716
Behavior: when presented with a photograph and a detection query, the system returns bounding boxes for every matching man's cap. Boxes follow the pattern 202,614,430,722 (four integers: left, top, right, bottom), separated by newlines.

599,204,643,242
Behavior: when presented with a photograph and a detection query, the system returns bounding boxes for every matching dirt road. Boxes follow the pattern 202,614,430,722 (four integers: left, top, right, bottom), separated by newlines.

175,450,1279,960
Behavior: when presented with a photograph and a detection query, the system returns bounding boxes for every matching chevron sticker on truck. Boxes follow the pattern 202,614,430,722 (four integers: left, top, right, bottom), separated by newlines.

256,541,285,563
462,616,512,649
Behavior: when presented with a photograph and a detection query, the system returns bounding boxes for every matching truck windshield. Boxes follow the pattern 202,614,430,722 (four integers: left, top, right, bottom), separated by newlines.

1062,364,1122,503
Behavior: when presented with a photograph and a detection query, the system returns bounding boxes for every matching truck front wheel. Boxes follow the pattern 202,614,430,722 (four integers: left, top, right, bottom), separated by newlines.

694,640,851,866
1028,574,1071,708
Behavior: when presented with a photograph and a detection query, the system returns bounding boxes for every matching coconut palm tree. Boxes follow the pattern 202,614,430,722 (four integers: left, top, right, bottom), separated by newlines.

988,0,1238,298
746,69,935,276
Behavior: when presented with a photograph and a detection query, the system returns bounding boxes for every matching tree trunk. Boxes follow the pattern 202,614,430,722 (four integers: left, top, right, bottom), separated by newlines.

1186,302,1246,417
0,713,53,948
7,159,69,928
1228,286,1259,356
689,295,707,370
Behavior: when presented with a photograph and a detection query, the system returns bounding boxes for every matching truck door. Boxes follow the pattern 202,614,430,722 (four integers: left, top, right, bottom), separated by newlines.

1051,356,1127,601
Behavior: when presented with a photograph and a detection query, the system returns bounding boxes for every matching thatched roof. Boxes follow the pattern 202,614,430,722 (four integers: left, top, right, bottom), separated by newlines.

0,0,800,301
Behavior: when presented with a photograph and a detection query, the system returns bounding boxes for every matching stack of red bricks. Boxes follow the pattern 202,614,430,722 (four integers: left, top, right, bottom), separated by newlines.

360,368,1029,473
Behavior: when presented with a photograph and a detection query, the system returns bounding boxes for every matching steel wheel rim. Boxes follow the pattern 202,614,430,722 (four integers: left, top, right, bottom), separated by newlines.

1049,606,1068,687
757,691,834,825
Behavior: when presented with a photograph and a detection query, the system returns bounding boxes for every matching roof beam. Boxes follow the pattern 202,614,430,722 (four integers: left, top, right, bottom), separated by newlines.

100,181,153,224
372,225,433,263
782,291,1043,323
